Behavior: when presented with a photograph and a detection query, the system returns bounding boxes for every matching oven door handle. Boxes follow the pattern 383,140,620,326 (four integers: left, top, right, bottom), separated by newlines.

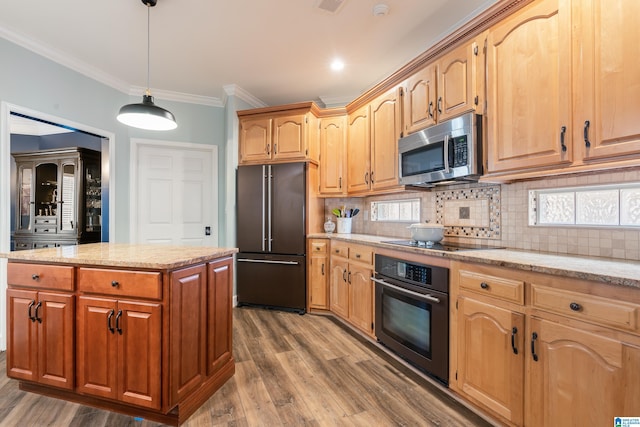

371,277,442,304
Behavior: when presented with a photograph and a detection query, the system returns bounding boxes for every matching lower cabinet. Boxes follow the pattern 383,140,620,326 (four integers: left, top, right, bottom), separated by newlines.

6,289,74,390
308,238,330,310
329,242,374,336
76,296,162,410
452,260,640,426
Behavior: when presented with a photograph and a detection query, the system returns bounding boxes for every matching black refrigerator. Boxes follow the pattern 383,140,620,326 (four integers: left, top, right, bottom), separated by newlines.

236,162,306,313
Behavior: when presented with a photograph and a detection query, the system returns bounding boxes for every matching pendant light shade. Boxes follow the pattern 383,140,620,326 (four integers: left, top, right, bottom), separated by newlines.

117,0,177,131
118,93,177,131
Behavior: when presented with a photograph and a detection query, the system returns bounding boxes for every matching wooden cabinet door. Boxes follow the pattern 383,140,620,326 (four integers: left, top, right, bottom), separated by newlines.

370,88,401,191
319,116,347,195
308,244,329,309
117,300,162,410
7,288,38,382
77,296,118,400
348,264,374,335
273,114,307,161
239,117,272,164
457,296,524,426
527,317,640,426
207,257,233,376
437,41,477,122
330,257,349,319
347,105,371,193
37,292,74,390
574,0,640,162
486,0,572,173
170,264,207,404
403,63,437,134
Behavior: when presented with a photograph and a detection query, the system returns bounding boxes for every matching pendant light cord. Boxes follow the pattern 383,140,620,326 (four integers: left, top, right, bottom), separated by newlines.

146,4,151,95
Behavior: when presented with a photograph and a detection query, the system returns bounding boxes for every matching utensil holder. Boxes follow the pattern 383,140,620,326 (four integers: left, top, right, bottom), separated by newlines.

336,217,352,234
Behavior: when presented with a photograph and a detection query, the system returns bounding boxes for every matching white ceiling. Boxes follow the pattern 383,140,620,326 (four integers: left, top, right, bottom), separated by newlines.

0,0,496,107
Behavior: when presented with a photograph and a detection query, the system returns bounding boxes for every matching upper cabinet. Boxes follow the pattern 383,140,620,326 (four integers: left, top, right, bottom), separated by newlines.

347,87,402,195
573,0,640,162
319,112,347,196
402,39,482,135
238,102,320,165
485,0,640,179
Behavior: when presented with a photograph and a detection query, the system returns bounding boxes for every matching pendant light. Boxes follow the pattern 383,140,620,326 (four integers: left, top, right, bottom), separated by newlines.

117,0,177,131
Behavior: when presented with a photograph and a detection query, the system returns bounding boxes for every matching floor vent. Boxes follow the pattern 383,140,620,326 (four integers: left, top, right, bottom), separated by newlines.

316,0,346,14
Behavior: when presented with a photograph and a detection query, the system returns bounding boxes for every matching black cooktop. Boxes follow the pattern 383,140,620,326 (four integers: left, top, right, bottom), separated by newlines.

382,240,502,252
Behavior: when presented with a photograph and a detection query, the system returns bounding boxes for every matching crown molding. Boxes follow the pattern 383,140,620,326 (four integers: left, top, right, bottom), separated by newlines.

317,95,355,108
223,85,268,108
0,26,223,108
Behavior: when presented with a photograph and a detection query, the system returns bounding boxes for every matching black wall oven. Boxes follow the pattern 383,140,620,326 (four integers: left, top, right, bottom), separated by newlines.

373,254,449,385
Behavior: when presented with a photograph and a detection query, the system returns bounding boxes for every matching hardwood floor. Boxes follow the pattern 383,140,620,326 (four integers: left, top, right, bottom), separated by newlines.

1,307,492,426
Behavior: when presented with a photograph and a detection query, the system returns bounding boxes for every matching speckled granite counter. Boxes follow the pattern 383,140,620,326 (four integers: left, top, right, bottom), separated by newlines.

309,233,640,289
1,242,238,269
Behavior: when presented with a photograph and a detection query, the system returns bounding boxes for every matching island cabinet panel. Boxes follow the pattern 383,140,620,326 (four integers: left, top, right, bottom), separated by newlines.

6,289,74,390
170,264,207,404
76,296,162,410
207,258,233,375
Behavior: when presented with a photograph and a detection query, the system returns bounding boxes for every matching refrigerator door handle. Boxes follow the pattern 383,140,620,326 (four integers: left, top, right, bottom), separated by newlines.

261,165,266,252
267,164,273,252
237,258,300,266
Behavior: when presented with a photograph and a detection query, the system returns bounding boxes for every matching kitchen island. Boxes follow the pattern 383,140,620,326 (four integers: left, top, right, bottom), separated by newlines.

2,243,237,426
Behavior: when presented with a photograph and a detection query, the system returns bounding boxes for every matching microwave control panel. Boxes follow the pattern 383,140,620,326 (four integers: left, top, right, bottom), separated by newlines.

451,135,468,167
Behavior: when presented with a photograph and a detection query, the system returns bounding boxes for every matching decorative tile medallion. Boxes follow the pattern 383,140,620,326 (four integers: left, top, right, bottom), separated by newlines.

435,186,501,239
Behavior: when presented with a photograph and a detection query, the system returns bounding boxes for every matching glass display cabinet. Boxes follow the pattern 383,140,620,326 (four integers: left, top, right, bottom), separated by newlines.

12,147,102,250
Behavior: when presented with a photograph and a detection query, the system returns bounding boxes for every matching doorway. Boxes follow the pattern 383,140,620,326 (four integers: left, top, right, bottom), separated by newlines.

0,102,116,351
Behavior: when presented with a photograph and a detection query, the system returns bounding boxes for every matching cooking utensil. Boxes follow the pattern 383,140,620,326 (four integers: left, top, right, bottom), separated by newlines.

332,208,341,217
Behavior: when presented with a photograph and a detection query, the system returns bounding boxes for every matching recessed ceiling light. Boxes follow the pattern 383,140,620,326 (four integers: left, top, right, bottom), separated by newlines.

373,3,389,16
331,59,345,72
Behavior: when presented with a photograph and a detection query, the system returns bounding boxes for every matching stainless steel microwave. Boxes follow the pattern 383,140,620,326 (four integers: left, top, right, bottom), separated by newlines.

398,112,482,187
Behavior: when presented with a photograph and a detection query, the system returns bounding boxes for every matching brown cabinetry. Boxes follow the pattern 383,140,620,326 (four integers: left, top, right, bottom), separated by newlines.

485,0,640,179
308,238,329,310
238,102,319,165
319,114,347,195
451,260,640,426
5,251,235,426
12,147,102,250
402,40,481,135
329,242,374,336
347,87,402,194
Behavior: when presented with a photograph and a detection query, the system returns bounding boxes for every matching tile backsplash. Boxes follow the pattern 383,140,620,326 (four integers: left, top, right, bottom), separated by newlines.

323,167,640,261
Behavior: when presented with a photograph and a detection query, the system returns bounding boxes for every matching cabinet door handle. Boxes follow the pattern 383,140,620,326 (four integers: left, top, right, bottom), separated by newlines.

343,270,347,282
34,301,42,323
274,143,277,154
480,282,489,289
364,172,369,185
511,327,518,355
107,309,115,334
560,126,567,152
437,97,443,114
531,332,539,362
348,271,352,284
569,302,582,312
428,101,434,119
583,120,591,148
111,280,119,288
339,177,342,189
115,310,123,335
321,263,325,276
266,143,270,155
370,171,374,184
31,274,40,281
28,300,36,322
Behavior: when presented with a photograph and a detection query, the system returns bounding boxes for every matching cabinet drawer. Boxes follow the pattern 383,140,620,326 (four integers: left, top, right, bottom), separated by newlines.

34,227,57,234
459,270,524,305
531,284,640,333
78,268,162,300
331,243,349,258
310,241,327,254
8,262,74,291
35,217,57,225
349,246,373,265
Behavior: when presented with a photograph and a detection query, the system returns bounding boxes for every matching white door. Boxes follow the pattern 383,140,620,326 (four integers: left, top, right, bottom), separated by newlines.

131,139,218,246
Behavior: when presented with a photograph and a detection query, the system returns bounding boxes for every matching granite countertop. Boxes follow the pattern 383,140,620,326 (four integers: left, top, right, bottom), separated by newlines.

1,243,238,270
309,233,640,289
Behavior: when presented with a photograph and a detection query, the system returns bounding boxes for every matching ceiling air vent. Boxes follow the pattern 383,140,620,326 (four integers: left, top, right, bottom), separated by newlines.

316,0,347,14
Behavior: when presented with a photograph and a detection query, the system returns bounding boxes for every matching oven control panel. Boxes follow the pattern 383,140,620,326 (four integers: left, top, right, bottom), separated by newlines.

401,262,431,285
375,254,449,293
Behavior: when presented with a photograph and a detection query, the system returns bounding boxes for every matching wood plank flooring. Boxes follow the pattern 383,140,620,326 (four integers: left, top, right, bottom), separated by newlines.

1,307,494,426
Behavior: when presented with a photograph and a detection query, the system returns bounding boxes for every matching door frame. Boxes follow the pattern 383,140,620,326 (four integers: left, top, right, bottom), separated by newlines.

0,101,116,351
129,138,218,246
